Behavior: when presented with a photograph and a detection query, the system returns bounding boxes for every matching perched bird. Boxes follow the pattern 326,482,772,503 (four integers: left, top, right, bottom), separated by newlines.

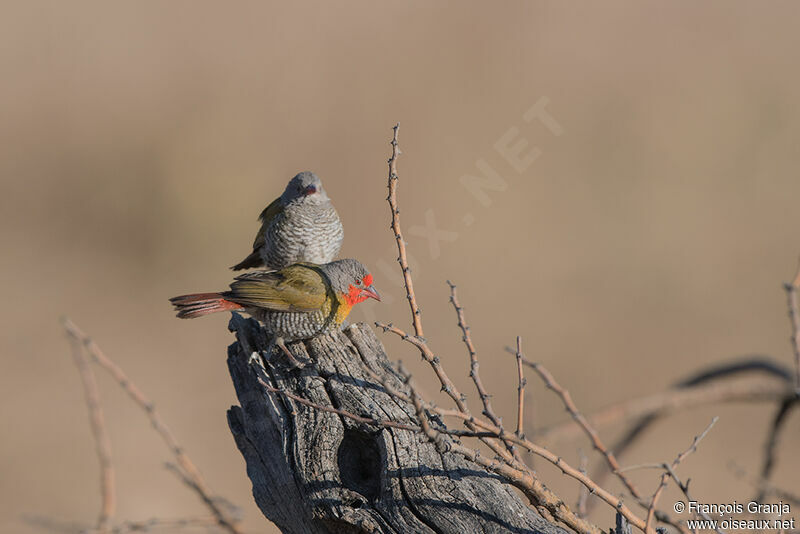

231,171,344,271
170,259,379,343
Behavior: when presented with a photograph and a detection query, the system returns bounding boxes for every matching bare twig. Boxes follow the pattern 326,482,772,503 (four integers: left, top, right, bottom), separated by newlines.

756,397,799,502
645,417,718,534
66,333,115,533
576,449,589,518
447,281,521,458
514,336,527,439
537,371,791,443
447,281,501,425
62,318,242,534
579,359,794,519
375,323,469,413
784,257,800,390
82,516,219,534
509,350,643,501
387,123,423,338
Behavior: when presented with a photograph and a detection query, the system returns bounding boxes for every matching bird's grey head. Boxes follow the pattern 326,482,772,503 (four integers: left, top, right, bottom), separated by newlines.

281,171,329,205
321,259,380,302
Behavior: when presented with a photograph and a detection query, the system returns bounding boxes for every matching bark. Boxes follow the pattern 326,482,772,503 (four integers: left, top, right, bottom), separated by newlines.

226,313,571,534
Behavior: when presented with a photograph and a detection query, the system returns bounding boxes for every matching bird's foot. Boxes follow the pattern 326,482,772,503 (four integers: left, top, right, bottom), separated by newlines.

275,337,308,369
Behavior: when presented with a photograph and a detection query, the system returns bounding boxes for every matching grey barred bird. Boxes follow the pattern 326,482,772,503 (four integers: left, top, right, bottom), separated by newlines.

231,172,344,271
170,259,379,342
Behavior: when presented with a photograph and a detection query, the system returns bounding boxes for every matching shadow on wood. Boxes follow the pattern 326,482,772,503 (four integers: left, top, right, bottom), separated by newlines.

226,313,570,534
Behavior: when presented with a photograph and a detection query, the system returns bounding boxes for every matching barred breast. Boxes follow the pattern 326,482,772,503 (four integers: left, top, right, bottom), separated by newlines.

251,298,339,342
261,202,343,269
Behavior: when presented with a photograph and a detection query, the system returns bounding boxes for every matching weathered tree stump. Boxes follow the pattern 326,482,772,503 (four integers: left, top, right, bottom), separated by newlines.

225,313,571,534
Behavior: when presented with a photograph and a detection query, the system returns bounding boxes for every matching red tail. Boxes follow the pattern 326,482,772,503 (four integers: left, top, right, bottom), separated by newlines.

169,292,243,319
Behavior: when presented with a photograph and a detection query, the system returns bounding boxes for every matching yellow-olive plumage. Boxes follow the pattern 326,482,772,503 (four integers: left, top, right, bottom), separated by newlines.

171,259,378,342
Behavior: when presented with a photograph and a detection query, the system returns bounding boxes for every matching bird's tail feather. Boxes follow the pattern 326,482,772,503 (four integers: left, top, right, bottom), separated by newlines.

169,293,243,318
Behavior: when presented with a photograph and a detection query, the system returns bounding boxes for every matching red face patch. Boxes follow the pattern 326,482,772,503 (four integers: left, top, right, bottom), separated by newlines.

363,274,373,287
344,284,363,306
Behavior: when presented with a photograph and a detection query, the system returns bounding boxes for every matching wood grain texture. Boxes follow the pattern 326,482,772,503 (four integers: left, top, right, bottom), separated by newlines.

225,313,571,534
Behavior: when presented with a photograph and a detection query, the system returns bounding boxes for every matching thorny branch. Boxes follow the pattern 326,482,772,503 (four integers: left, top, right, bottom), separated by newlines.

62,318,242,534
645,418,719,534
507,350,643,502
514,336,527,440
66,330,115,533
756,397,799,503
387,124,424,338
537,369,791,443
784,257,800,390
86,516,220,534
448,280,519,459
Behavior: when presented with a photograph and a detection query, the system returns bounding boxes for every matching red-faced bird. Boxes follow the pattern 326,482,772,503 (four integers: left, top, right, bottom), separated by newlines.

171,259,378,343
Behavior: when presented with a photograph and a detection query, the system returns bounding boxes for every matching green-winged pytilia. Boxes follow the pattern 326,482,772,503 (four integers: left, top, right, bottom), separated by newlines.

231,171,344,271
170,259,379,366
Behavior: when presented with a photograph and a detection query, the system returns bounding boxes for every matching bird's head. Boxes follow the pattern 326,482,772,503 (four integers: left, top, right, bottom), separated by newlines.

281,171,329,205
323,259,381,306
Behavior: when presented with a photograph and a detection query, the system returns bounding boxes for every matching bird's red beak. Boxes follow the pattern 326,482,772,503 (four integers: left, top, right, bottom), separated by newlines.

303,184,317,196
361,285,381,302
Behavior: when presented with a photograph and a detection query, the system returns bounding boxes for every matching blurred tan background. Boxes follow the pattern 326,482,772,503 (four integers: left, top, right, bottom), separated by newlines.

2,1,800,532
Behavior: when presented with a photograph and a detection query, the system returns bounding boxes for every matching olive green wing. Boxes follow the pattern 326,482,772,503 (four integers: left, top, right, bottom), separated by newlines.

226,264,328,312
231,197,283,271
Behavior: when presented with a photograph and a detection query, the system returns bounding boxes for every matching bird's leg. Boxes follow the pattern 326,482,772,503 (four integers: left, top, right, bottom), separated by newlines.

274,336,306,369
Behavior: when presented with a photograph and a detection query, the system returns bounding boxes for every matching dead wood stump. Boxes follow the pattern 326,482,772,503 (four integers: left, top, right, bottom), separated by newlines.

226,313,570,534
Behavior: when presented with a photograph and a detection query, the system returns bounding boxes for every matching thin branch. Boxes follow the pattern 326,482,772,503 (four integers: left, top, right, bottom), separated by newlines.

645,417,718,534
756,397,799,502
387,123,424,338
509,349,643,501
572,360,794,518
576,449,589,519
447,281,520,458
66,333,115,533
514,336,527,438
537,372,792,443
62,318,242,534
82,516,220,534
447,281,500,424
375,322,469,413
784,256,800,390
